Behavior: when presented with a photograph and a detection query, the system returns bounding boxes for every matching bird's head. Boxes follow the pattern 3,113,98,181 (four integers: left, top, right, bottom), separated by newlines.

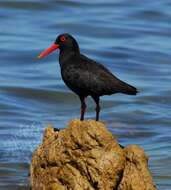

36,33,80,59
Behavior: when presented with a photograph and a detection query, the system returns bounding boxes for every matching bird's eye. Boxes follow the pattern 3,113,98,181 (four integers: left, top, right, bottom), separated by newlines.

60,36,66,42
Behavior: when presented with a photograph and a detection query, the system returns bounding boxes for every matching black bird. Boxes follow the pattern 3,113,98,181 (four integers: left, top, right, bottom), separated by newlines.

37,33,137,121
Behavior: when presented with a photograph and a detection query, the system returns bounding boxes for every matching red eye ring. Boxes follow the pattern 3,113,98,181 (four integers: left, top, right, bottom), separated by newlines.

60,36,66,42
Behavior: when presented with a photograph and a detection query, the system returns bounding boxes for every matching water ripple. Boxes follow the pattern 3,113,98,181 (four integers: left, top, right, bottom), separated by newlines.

0,0,171,189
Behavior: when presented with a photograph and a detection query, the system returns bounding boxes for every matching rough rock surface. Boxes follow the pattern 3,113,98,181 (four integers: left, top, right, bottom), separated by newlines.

30,119,157,190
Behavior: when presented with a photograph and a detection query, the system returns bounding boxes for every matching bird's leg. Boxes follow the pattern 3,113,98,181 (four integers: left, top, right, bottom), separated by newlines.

79,96,86,121
92,96,100,121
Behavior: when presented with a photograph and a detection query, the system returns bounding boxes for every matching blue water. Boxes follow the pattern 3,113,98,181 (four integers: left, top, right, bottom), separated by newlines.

0,1,171,189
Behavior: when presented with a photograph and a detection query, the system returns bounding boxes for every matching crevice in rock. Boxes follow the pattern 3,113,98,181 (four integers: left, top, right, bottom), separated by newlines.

58,177,69,189
40,163,46,169
114,169,124,190
87,131,103,147
119,143,124,149
85,163,99,189
46,162,58,168
54,127,60,132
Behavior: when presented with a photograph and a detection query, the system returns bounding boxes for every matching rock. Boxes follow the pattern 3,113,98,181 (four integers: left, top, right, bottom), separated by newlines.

30,119,157,190
118,145,157,190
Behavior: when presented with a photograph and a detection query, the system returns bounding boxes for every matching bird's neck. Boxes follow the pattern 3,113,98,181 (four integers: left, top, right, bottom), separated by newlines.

59,49,80,66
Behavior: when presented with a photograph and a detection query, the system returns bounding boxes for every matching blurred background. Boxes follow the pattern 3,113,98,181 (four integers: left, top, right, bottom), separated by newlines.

0,0,171,189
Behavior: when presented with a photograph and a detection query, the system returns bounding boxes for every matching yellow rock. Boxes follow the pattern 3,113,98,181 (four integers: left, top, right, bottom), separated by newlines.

30,119,157,190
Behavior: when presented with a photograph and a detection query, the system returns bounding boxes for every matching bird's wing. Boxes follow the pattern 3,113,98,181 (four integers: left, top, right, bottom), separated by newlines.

61,54,91,95
79,54,124,95
61,53,137,96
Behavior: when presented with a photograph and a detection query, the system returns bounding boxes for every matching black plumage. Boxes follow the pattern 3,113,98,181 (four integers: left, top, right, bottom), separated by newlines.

38,33,138,121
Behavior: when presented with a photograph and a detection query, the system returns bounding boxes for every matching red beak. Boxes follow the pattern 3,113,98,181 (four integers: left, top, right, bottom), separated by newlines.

37,43,59,59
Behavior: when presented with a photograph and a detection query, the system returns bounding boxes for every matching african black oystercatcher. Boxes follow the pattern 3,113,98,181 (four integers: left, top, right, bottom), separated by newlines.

37,33,138,121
